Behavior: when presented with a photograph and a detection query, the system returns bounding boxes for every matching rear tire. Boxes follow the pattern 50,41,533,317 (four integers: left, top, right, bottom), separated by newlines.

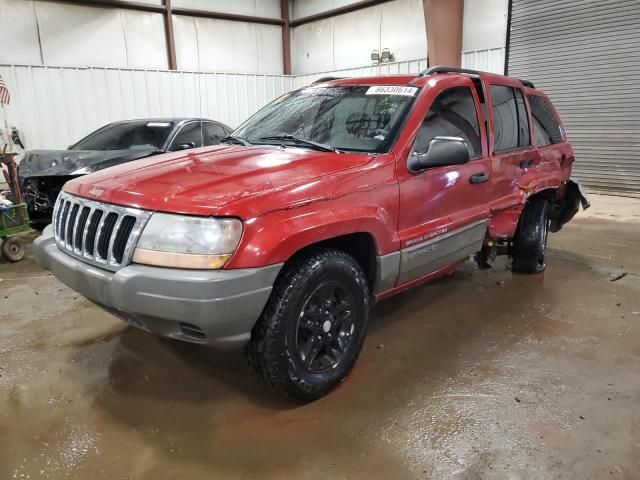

247,249,370,402
1,237,26,262
512,198,551,274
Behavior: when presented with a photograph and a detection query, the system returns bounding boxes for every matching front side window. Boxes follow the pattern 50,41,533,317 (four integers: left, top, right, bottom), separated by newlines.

233,85,419,153
529,95,563,147
490,85,530,153
72,121,173,151
412,86,482,158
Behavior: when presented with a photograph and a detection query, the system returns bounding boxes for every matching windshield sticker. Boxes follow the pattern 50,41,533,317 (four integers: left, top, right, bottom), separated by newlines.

366,86,418,96
146,122,171,127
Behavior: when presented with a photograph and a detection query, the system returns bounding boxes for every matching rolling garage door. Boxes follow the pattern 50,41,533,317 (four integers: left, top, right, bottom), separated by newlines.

507,0,640,194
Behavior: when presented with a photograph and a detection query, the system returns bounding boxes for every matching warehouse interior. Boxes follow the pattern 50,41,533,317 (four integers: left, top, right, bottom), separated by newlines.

0,0,639,478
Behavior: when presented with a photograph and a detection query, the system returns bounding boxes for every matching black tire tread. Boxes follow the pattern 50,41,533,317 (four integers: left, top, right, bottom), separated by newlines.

246,248,370,402
512,198,550,274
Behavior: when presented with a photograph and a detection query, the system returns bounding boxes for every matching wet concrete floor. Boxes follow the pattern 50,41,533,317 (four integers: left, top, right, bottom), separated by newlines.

1,196,640,479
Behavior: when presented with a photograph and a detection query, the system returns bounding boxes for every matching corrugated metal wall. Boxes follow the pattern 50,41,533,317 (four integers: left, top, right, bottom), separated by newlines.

1,59,433,151
293,58,429,89
1,65,295,150
508,0,640,194
461,48,505,75
2,55,512,151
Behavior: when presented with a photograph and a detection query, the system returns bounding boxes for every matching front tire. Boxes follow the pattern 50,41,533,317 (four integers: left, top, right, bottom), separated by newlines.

247,249,370,402
512,198,551,274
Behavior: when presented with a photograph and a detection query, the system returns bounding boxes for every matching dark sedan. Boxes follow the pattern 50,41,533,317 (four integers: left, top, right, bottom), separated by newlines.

19,118,231,229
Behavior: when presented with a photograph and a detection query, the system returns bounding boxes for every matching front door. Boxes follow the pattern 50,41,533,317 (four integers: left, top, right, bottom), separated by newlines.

396,82,492,285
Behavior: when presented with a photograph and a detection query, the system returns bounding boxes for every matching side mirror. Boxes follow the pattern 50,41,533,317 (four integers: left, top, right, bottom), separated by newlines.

408,136,470,172
176,142,196,151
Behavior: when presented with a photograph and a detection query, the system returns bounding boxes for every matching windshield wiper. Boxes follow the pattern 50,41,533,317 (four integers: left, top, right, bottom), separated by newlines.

257,135,337,152
221,135,252,146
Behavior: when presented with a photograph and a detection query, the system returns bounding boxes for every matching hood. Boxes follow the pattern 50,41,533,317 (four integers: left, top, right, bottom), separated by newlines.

18,149,157,178
64,144,374,216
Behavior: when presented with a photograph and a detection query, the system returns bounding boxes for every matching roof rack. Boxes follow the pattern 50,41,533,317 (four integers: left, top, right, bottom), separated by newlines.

417,66,535,88
418,66,482,77
312,76,345,84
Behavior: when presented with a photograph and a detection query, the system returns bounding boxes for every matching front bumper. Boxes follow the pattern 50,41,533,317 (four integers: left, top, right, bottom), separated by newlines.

34,226,282,349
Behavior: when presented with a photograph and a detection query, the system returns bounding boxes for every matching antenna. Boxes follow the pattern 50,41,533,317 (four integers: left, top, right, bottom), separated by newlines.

195,22,204,149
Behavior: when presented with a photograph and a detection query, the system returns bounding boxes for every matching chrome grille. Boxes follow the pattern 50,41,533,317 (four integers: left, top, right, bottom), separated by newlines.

52,191,152,271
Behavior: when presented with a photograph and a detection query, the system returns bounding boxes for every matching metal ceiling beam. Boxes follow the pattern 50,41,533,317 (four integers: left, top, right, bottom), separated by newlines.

52,0,164,13
51,0,283,25
170,7,284,26
289,0,394,27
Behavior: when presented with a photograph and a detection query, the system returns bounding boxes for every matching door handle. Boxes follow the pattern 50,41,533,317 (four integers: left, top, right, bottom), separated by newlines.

520,158,534,169
469,172,490,184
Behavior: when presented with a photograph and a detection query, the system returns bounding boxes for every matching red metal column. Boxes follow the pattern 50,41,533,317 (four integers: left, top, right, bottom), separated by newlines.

163,0,177,70
281,0,291,74
423,0,464,67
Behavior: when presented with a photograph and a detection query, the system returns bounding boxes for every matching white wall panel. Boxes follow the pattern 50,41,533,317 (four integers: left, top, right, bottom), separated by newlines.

35,2,128,68
292,0,364,19
291,20,335,75
292,0,426,74
380,0,427,63
172,0,281,18
0,0,280,71
462,0,508,52
461,47,505,74
0,0,41,65
0,65,295,150
174,16,283,74
331,8,381,70
121,11,168,69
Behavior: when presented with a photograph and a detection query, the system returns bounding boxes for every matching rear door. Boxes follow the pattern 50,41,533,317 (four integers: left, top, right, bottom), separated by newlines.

487,84,535,210
396,79,492,285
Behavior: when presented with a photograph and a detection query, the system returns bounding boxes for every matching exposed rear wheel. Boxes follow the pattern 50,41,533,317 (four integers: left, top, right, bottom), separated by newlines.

247,249,370,402
512,198,551,274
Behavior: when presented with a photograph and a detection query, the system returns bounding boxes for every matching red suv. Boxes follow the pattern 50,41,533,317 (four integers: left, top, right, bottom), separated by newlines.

35,67,588,402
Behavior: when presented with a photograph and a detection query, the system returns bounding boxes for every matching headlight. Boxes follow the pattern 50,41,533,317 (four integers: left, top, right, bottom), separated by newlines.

132,213,242,269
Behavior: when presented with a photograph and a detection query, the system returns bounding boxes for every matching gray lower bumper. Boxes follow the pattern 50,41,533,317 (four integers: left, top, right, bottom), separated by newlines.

34,227,282,349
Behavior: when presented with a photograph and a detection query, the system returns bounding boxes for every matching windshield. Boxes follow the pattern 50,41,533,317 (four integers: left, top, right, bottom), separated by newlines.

71,121,173,151
233,85,419,153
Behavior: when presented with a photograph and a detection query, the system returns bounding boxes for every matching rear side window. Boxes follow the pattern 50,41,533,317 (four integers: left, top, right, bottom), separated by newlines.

490,85,530,152
528,95,564,147
412,86,482,159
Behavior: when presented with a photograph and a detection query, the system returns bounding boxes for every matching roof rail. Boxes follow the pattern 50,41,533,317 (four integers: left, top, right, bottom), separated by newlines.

418,66,482,77
417,65,535,88
312,76,345,84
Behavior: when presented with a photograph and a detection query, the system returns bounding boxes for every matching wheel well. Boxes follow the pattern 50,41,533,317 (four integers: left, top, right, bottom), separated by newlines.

286,233,377,290
527,187,557,204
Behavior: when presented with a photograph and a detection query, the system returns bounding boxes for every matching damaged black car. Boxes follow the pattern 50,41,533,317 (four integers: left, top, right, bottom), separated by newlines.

19,118,231,229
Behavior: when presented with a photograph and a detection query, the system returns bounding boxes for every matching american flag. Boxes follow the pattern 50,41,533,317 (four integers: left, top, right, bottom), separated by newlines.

0,75,10,105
